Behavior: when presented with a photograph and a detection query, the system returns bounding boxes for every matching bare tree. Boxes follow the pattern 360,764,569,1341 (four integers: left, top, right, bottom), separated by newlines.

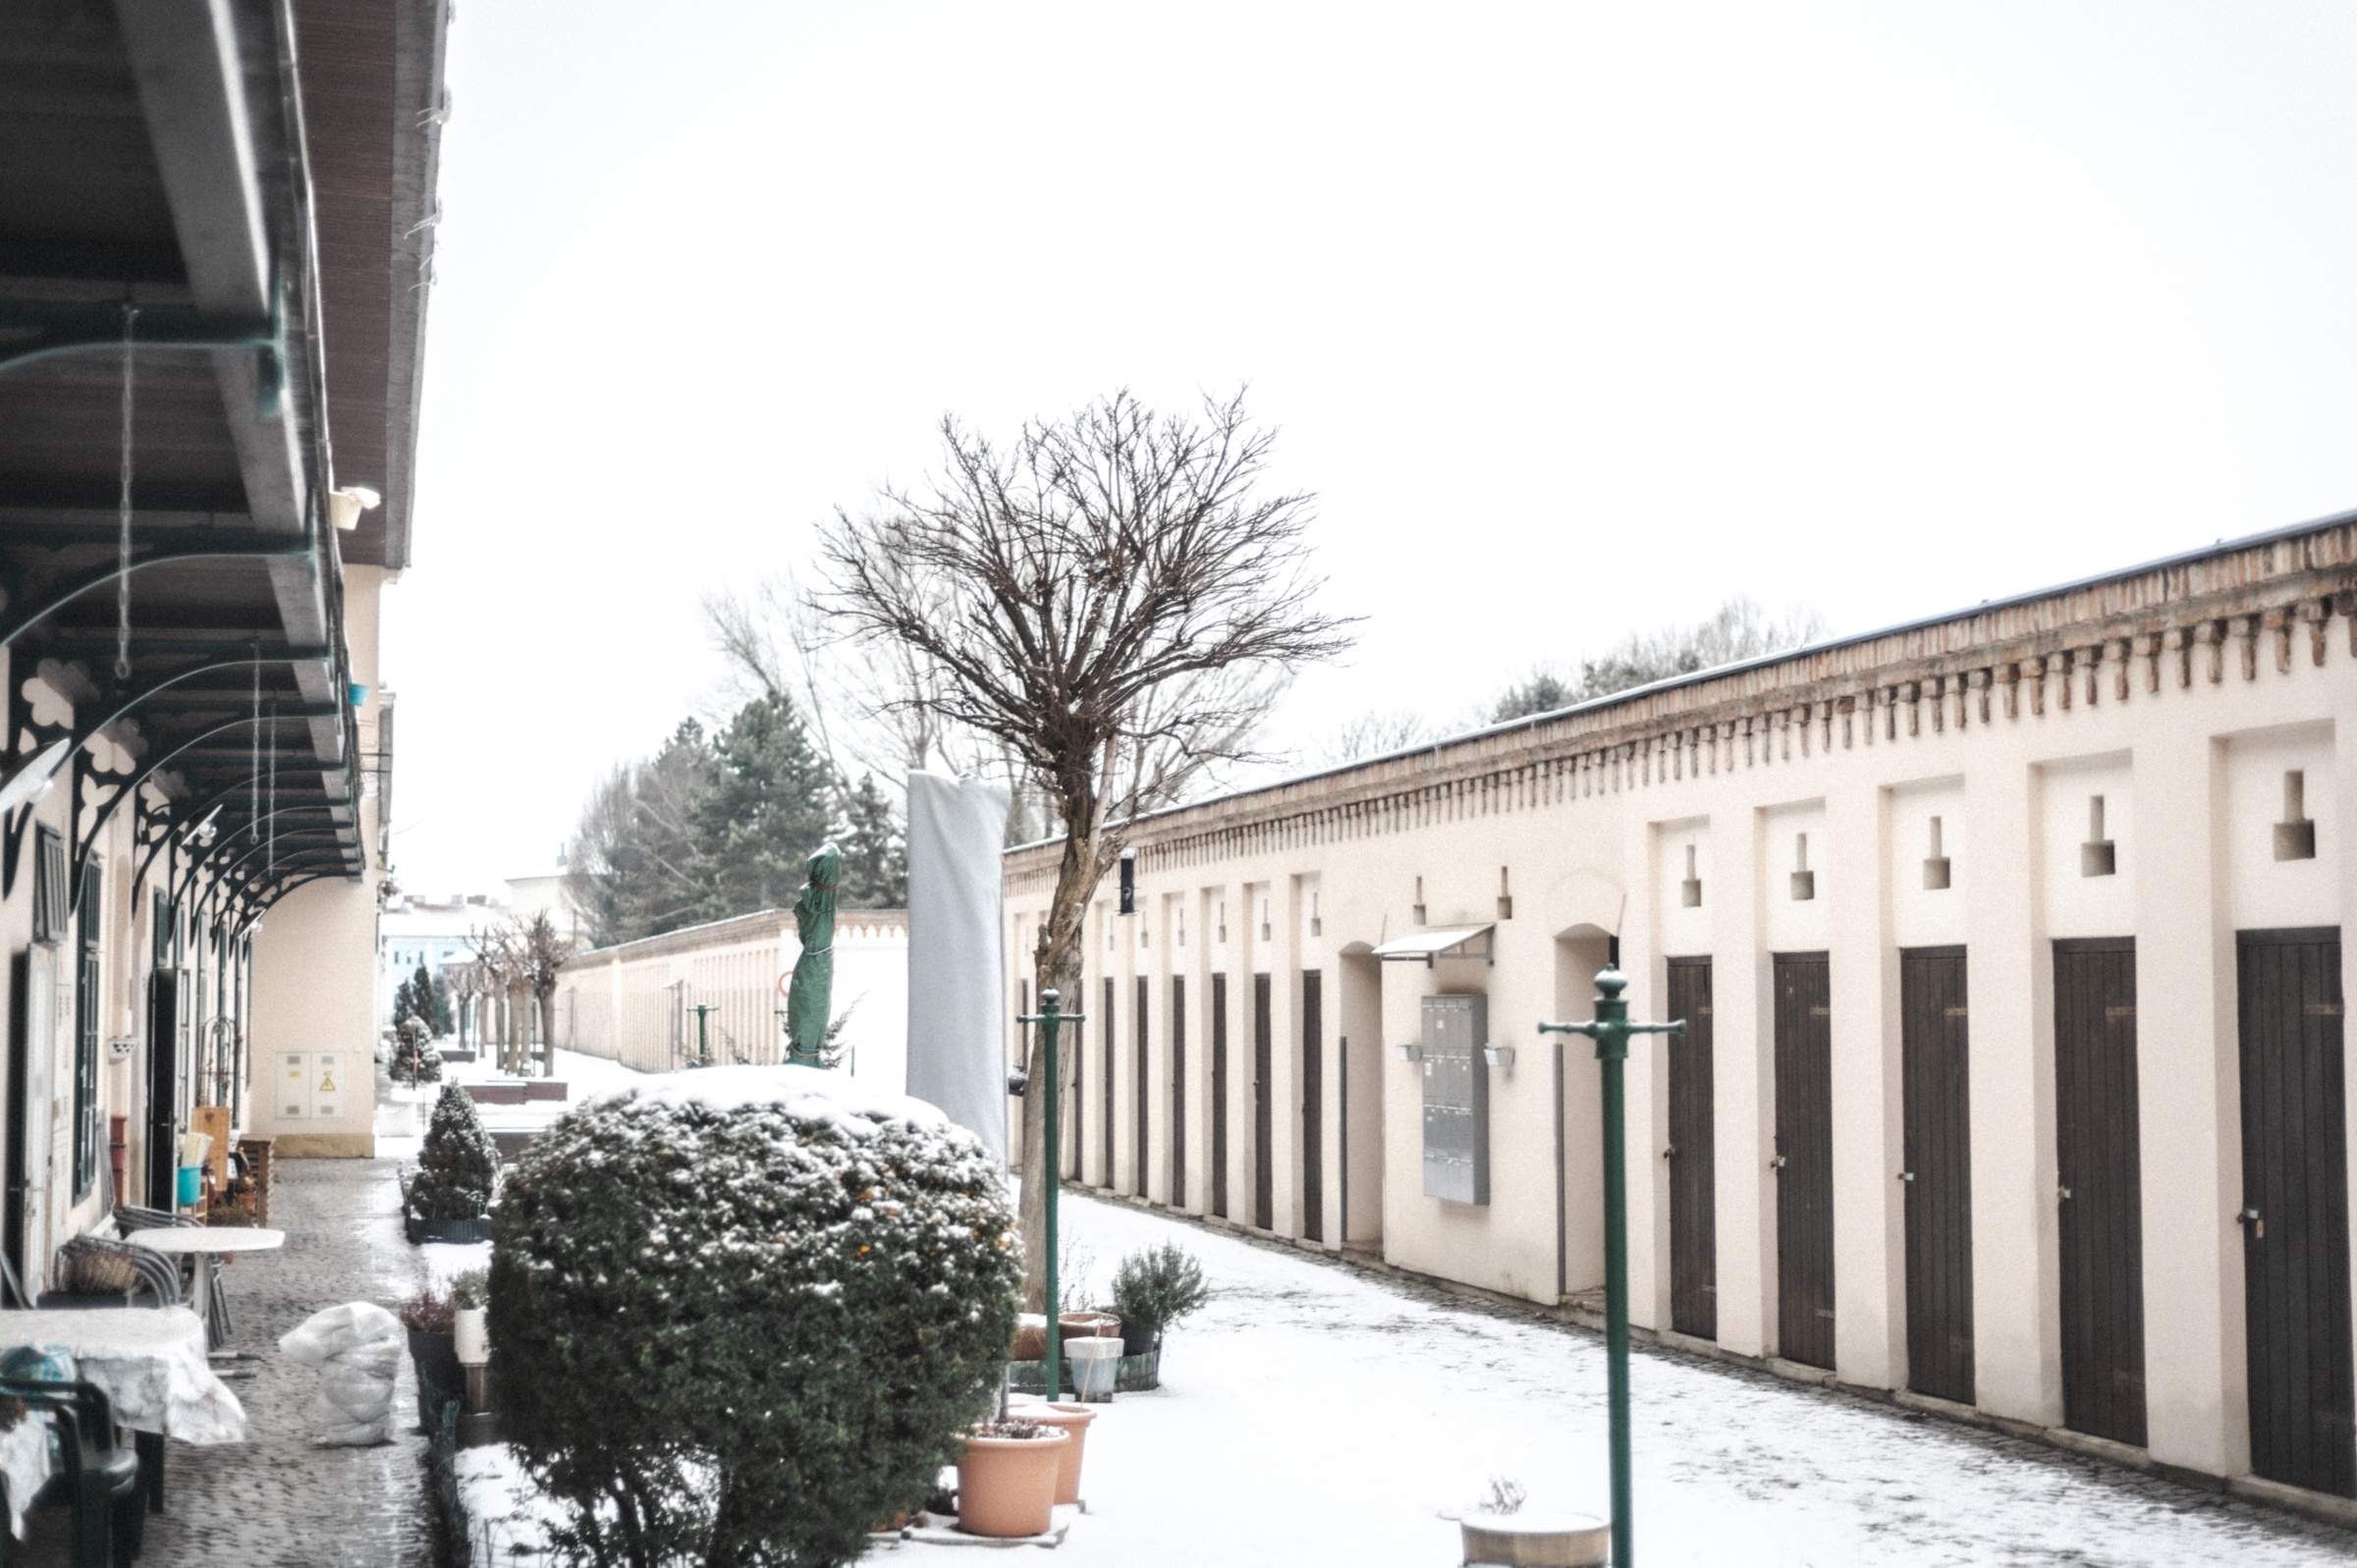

813,389,1353,1309
1314,708,1444,768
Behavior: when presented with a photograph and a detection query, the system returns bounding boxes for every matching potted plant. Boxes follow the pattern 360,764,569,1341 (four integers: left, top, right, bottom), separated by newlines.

404,1083,499,1244
451,1268,489,1365
398,1287,460,1430
955,1420,1069,1538
1109,1242,1210,1387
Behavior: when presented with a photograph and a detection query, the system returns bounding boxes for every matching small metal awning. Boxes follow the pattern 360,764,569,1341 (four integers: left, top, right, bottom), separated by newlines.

1371,925,1495,967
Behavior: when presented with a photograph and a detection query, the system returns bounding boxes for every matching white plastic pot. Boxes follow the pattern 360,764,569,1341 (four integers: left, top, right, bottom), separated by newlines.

1065,1335,1122,1402
453,1307,489,1365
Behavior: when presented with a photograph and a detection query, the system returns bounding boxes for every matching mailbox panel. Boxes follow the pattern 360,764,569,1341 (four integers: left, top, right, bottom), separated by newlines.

1420,994,1490,1205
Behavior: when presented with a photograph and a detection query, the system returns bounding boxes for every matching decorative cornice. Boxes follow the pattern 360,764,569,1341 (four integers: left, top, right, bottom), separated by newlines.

1005,519,2357,896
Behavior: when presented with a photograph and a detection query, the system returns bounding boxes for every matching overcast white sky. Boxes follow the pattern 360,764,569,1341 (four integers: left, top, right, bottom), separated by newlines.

387,1,2357,899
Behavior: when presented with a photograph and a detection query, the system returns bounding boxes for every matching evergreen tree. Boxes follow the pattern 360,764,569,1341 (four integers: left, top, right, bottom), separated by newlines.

407,1083,499,1221
430,969,454,1035
691,691,832,920
409,964,434,1031
837,774,905,908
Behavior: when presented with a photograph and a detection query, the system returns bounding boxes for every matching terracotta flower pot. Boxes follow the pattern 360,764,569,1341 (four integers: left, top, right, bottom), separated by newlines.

956,1426,1069,1538
1011,1313,1048,1362
1059,1311,1120,1340
1459,1510,1610,1567
1025,1402,1097,1505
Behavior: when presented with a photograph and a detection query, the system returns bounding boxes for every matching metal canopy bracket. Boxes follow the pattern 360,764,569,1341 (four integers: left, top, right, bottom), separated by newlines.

0,300,283,415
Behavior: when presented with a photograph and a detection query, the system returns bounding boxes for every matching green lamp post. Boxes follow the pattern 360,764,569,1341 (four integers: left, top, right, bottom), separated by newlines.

1015,989,1081,1401
1539,966,1685,1568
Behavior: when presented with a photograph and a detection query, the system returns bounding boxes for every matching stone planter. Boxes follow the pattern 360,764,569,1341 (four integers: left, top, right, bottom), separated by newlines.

955,1426,1068,1538
1459,1511,1610,1567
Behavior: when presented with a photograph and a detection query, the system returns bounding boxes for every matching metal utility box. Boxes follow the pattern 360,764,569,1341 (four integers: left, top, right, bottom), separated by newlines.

1421,994,1490,1205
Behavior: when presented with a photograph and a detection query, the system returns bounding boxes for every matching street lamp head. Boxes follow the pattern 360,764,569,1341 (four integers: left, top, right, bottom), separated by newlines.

1593,966,1628,1000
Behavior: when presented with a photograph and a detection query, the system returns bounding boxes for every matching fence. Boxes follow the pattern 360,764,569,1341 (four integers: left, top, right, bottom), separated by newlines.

555,909,909,1090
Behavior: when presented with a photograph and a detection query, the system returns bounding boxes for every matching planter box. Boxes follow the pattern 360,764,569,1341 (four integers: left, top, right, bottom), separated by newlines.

405,1214,493,1246
464,1084,529,1106
521,1081,568,1102
438,1048,477,1064
408,1327,461,1432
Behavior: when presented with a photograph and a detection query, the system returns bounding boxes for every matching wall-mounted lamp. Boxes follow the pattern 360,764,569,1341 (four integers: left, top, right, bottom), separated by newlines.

0,738,71,815
1483,1045,1516,1071
1395,1042,1421,1063
1118,847,1135,916
328,485,381,532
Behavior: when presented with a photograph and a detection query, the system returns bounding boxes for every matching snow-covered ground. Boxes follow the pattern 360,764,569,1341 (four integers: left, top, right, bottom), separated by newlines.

410,1052,2348,1566
882,1192,2351,1568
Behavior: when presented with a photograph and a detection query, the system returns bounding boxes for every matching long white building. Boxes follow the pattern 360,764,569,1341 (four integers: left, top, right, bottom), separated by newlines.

1005,513,2355,1519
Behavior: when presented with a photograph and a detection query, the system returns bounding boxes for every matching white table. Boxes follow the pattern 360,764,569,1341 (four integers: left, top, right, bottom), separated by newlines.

125,1227,285,1345
0,1307,244,1442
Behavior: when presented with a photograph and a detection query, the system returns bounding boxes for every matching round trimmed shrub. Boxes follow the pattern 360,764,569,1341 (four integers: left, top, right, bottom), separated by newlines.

406,1083,498,1224
490,1084,1019,1568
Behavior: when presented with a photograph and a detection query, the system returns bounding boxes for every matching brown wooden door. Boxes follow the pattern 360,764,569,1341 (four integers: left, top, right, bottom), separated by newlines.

1775,952,1836,1369
1302,972,1324,1242
1212,974,1230,1218
1900,946,1975,1405
1254,972,1275,1230
1666,957,1717,1340
2054,938,2146,1446
1172,977,1187,1210
2237,928,2353,1496
1135,977,1150,1197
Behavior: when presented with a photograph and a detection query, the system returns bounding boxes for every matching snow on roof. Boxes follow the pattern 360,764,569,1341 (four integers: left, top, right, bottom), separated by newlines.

590,1063,949,1139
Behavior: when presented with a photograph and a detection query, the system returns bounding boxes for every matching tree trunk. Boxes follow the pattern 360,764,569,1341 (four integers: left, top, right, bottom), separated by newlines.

1019,815,1100,1313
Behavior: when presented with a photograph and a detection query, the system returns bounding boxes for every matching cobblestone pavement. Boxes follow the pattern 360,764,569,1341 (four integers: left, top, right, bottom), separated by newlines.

21,1072,438,1567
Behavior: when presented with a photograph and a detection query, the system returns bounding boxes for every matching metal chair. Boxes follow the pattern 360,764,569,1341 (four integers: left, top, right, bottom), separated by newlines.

109,1211,225,1348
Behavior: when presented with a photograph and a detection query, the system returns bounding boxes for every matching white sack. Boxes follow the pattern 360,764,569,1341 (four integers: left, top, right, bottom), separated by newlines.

904,770,1013,1165
281,1302,404,1446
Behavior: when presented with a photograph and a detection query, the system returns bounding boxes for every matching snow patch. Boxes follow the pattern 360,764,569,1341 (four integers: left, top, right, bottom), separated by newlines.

590,1063,949,1135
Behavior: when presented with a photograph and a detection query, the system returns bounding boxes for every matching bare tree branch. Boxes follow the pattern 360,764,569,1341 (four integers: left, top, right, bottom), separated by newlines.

810,388,1354,1309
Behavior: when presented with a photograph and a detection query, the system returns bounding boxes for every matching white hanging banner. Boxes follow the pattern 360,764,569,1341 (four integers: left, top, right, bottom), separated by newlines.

904,771,1013,1165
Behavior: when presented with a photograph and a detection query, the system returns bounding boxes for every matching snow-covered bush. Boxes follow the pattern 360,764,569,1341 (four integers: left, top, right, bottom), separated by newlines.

390,1017,441,1085
489,1070,1019,1568
407,1084,497,1223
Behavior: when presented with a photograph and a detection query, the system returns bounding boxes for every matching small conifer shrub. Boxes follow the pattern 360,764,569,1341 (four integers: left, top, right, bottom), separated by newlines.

406,1084,498,1223
491,1087,1019,1568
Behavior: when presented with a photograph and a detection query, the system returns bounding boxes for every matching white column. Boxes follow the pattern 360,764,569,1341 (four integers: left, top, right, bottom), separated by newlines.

1828,778,1904,1386
2134,730,2245,1476
1966,756,2060,1423
1713,806,1772,1361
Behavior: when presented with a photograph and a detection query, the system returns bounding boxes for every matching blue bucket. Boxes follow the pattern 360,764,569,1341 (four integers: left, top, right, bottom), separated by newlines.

175,1165,201,1206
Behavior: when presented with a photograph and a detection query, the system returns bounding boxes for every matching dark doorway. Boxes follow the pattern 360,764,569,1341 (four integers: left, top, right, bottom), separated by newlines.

74,864,102,1201
1253,972,1274,1230
1102,978,1115,1188
1135,977,1150,1198
145,968,179,1212
2237,927,2352,1497
6,951,29,1288
1171,977,1187,1209
1774,951,1835,1370
1900,946,1974,1405
1666,957,1717,1340
1212,974,1230,1218
1302,971,1324,1243
2054,938,2146,1446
